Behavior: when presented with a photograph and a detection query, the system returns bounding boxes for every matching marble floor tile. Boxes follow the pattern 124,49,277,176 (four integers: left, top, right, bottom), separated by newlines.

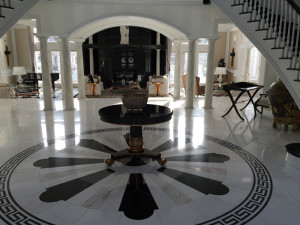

0,96,299,224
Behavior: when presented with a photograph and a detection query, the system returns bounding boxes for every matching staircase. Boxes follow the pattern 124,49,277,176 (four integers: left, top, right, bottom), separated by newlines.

0,0,39,38
212,0,300,108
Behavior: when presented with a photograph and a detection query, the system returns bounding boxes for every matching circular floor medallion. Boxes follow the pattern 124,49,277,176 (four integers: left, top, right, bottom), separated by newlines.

0,127,272,225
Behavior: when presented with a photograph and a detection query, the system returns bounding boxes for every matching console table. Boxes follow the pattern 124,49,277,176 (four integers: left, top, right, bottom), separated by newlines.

222,82,264,120
12,86,40,98
110,84,141,93
99,104,173,166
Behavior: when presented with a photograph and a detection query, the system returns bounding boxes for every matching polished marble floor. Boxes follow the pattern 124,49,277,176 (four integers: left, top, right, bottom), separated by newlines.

0,95,299,225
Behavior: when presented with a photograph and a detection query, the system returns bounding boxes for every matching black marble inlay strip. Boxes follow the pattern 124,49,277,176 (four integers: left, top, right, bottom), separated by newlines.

33,157,104,168
119,174,158,220
77,139,117,153
157,167,229,195
152,138,191,153
167,153,230,163
39,169,114,202
123,133,130,145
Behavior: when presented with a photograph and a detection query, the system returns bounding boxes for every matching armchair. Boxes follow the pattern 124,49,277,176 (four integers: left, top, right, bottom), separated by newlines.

85,75,102,96
213,70,233,85
181,74,205,97
147,75,170,96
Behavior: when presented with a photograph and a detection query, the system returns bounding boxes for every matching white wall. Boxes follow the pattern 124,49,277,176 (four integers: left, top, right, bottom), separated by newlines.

27,1,228,39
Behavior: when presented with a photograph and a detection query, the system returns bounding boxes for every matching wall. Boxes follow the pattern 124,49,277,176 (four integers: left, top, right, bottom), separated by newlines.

15,29,31,71
228,30,240,71
214,32,226,67
27,2,228,39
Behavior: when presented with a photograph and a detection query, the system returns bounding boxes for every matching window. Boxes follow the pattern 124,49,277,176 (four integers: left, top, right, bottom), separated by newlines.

34,51,78,83
70,52,78,83
170,53,175,83
184,52,188,74
51,51,60,73
198,53,208,83
248,47,260,82
199,39,208,45
34,51,41,72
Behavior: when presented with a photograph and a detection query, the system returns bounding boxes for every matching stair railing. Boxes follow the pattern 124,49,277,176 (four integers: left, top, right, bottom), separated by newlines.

232,0,300,81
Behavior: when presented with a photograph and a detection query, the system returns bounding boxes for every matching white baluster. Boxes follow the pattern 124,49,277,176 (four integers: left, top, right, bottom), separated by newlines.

251,0,257,21
243,0,249,13
260,0,266,29
249,0,253,11
276,0,283,47
288,8,296,58
272,0,280,38
291,15,299,69
284,5,292,57
265,0,271,29
281,0,288,47
256,0,262,20
268,0,276,38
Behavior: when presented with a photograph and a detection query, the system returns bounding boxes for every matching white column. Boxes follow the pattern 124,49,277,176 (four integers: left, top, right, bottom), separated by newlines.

204,38,217,109
74,39,85,100
89,36,94,75
174,41,182,99
60,37,75,111
185,39,197,109
37,35,54,111
55,38,66,108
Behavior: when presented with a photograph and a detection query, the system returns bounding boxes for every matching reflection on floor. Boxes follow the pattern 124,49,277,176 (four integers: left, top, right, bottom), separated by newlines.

0,95,299,225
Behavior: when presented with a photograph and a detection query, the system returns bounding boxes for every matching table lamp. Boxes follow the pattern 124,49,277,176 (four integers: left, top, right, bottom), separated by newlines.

214,67,227,86
12,67,26,84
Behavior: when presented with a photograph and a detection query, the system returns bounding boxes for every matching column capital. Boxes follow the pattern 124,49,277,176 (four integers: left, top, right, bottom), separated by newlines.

72,38,85,44
35,35,49,43
173,40,184,45
72,39,85,48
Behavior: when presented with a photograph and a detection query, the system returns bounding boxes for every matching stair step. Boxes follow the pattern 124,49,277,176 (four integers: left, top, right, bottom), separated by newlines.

239,11,252,15
231,4,244,7
287,68,300,71
271,47,284,50
263,38,276,40
294,79,300,82
256,28,269,32
0,6,14,9
248,20,261,23
279,57,293,60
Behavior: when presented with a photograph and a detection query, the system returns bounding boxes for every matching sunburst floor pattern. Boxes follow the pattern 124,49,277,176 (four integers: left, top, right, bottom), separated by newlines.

1,127,271,225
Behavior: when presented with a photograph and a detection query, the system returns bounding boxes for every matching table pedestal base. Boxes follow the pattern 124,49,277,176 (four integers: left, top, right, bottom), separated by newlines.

105,149,167,166
104,123,168,167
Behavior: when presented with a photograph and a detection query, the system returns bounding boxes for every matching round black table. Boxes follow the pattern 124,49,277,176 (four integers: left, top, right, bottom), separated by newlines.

99,104,173,166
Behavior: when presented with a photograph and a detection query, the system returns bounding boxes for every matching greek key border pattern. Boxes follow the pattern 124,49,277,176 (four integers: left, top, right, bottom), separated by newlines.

0,127,272,225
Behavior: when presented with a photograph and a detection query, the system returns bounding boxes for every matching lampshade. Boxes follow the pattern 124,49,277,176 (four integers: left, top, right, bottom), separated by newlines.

214,67,227,75
12,67,26,76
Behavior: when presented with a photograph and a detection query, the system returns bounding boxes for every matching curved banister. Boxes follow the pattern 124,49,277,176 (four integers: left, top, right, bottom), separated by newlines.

287,0,300,15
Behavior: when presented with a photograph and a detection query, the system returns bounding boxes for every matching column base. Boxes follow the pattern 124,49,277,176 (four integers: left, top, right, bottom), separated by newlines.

64,108,76,111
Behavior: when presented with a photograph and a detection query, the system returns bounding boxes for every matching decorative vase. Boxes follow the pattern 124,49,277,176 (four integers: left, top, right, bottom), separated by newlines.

268,79,300,131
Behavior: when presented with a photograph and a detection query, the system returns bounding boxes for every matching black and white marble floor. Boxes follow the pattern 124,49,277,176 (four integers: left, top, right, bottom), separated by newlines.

0,96,299,225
